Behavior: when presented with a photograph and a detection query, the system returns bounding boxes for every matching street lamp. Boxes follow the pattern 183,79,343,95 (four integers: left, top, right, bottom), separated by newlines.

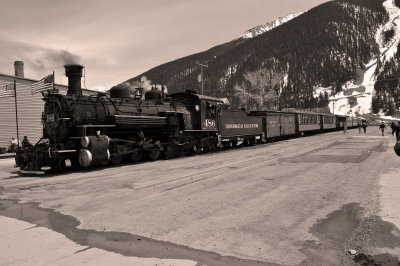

196,61,208,95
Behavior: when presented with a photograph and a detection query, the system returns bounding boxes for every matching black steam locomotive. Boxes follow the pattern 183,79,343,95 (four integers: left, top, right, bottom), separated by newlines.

16,64,355,174
16,65,264,174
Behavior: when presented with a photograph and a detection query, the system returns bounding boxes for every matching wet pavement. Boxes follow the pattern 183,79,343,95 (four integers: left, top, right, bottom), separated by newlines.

1,128,400,265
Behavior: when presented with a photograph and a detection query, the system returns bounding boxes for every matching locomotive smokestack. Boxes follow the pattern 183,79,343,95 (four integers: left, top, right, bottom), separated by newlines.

65,64,84,96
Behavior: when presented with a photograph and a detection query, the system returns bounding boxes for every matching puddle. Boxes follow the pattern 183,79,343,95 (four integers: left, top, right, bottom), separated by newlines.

0,199,277,266
303,203,400,266
301,203,362,265
310,203,362,245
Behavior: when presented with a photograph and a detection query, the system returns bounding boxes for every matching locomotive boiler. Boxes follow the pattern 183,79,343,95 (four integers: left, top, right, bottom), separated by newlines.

16,65,195,174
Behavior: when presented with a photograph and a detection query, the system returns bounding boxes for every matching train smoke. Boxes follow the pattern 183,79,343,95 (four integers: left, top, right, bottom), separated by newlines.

32,49,81,71
120,76,168,98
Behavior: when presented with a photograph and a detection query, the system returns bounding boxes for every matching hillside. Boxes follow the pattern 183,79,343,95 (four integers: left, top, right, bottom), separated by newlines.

122,0,391,114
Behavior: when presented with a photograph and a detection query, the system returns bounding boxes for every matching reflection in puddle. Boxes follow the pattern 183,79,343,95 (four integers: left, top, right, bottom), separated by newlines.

311,203,361,244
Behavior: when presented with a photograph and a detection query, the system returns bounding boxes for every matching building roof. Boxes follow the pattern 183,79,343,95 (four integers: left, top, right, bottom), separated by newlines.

0,72,100,94
0,72,67,88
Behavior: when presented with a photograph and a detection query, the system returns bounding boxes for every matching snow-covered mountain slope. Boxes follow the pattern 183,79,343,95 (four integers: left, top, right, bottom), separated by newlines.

238,12,303,39
126,0,388,112
326,0,400,116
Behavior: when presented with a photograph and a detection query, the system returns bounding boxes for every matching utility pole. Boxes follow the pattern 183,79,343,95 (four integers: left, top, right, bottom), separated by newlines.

13,80,19,146
196,61,208,95
332,86,336,115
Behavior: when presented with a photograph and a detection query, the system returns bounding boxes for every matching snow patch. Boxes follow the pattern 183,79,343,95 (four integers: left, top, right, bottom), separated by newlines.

238,12,303,39
380,115,400,120
90,86,108,92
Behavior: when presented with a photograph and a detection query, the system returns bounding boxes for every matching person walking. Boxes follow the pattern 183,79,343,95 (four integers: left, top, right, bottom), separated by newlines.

391,122,396,137
358,121,362,134
362,120,367,133
379,122,386,136
396,122,400,143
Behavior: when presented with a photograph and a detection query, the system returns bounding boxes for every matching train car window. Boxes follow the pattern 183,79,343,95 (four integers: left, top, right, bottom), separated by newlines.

206,101,211,117
206,101,217,117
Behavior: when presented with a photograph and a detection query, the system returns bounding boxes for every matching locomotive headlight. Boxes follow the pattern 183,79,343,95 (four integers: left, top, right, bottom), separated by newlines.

81,136,91,148
65,159,72,167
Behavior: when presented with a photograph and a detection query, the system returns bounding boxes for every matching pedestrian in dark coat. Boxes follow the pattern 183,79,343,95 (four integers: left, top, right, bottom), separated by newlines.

395,122,400,143
379,122,386,136
362,121,367,133
391,122,396,136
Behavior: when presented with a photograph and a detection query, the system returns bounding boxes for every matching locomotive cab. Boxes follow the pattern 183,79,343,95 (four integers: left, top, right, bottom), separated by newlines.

169,91,225,131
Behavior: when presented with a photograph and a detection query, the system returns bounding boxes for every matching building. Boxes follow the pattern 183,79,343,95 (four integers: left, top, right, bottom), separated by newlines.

0,61,97,149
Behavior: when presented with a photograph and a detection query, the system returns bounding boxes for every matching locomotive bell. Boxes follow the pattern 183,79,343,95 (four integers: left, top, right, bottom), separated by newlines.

65,64,84,96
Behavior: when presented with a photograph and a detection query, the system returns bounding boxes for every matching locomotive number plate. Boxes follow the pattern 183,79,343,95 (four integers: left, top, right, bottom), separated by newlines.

203,119,216,128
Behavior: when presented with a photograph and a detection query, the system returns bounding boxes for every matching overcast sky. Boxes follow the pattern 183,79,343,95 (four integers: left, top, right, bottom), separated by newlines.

0,0,330,89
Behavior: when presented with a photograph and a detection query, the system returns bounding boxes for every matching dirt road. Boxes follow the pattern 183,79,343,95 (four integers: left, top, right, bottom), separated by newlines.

1,128,399,265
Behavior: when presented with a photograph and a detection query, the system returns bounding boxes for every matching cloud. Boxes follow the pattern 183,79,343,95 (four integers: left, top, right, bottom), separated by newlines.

0,36,81,84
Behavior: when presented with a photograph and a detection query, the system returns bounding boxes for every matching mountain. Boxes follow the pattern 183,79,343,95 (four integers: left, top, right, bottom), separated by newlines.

122,0,398,116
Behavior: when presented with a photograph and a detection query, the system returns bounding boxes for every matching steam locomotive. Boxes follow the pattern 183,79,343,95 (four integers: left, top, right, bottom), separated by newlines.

16,64,355,174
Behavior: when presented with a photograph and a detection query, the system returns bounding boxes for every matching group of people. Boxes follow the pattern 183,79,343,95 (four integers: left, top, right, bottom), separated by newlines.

7,136,30,152
378,121,400,141
357,120,368,134
358,120,400,142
